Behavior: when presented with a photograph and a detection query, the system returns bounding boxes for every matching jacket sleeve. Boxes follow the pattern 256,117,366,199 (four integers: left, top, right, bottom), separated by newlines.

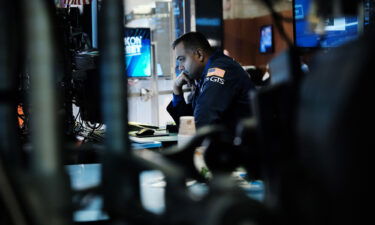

166,100,193,126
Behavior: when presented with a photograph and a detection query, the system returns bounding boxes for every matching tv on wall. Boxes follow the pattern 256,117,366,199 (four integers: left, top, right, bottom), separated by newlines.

259,25,274,53
124,28,152,77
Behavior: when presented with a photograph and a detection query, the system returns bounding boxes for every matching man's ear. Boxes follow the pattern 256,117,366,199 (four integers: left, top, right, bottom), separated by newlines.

195,48,205,62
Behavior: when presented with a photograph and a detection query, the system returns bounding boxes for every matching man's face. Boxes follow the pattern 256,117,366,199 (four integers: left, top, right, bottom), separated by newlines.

174,42,204,80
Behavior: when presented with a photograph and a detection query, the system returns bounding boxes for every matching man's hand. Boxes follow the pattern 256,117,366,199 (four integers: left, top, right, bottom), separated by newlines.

173,72,193,95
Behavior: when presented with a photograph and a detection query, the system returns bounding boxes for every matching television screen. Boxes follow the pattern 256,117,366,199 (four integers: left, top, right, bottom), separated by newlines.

294,0,359,48
124,28,152,77
259,25,274,53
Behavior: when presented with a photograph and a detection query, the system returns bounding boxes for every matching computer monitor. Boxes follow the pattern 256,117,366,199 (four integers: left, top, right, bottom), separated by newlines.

124,28,152,78
293,0,359,48
259,25,274,53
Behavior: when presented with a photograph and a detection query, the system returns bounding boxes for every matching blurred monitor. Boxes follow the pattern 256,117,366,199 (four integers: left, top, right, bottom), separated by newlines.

124,28,152,77
293,0,359,48
259,25,274,53
363,0,375,31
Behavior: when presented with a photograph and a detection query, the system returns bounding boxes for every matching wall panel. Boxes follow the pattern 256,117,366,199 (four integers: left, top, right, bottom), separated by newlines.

224,10,294,67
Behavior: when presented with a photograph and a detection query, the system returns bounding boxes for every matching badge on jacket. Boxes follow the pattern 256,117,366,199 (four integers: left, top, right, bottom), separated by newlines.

206,67,225,85
207,68,226,77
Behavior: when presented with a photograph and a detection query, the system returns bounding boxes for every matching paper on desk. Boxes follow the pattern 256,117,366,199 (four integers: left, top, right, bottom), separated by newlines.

130,134,177,143
130,136,158,143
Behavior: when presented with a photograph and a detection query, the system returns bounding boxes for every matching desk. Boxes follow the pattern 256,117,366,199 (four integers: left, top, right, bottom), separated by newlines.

130,130,177,149
81,126,177,149
130,134,178,143
65,132,177,164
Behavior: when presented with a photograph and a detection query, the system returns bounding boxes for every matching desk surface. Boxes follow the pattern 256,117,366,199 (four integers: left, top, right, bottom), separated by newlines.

130,131,177,149
130,133,177,143
65,133,177,165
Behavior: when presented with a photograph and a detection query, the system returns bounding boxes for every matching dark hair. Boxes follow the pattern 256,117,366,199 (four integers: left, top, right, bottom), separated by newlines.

172,32,213,53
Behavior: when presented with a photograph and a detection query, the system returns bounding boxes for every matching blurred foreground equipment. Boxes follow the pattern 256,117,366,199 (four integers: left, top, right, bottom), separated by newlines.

0,1,373,225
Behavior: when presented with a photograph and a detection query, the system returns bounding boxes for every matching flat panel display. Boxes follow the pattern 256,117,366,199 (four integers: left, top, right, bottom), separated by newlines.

259,25,274,53
124,28,152,77
294,0,359,48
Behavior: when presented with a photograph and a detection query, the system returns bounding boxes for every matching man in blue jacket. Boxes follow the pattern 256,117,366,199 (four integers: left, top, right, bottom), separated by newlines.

167,32,254,132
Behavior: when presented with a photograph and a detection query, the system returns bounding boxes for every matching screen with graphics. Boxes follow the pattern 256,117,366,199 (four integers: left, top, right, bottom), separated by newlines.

294,0,359,48
124,28,152,77
259,25,274,53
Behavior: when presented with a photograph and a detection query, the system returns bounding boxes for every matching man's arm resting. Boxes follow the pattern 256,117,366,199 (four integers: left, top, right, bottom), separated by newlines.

166,95,193,126
172,94,184,107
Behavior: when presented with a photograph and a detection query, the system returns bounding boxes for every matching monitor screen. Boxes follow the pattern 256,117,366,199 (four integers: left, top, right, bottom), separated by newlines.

124,28,152,77
294,0,359,48
259,25,274,53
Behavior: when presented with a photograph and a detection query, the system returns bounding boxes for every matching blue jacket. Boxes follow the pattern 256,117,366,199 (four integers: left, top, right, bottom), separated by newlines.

167,51,254,132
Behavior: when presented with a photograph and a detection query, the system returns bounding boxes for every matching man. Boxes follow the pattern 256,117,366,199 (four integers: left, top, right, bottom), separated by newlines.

167,32,254,132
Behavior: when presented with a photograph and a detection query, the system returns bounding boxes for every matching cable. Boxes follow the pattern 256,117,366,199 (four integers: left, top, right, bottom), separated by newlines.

261,0,293,47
